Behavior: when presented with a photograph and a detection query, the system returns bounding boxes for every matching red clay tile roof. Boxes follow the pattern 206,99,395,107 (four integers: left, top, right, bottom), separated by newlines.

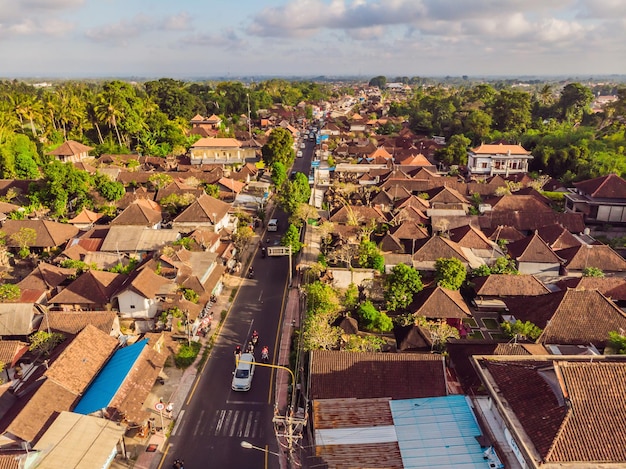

38,311,117,335
557,244,626,272
506,232,563,264
557,276,626,301
535,224,582,250
486,195,552,213
505,289,626,347
2,220,79,248
482,359,568,459
329,205,387,225
479,211,586,233
47,140,93,156
574,173,626,199
391,205,429,225
449,224,493,249
471,274,550,297
408,285,472,318
310,351,446,400
67,208,102,224
412,236,469,263
110,199,162,226
173,193,231,224
546,361,626,463
471,143,530,155
0,340,28,367
48,270,127,306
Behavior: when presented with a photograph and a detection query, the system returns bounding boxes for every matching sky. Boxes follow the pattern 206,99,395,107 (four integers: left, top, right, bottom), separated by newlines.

1,0,625,79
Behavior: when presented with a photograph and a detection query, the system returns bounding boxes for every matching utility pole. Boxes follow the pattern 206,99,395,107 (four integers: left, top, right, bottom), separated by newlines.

247,93,252,140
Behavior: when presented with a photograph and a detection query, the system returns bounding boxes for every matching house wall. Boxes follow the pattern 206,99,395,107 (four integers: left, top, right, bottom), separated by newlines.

328,267,376,289
189,147,256,165
117,290,155,319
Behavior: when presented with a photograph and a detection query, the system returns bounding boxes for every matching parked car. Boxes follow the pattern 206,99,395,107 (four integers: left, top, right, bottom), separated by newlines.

297,150,303,158
231,353,255,391
300,142,306,149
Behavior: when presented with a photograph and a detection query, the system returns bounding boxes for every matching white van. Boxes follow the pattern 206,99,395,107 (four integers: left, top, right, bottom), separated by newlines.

232,353,255,391
267,219,278,231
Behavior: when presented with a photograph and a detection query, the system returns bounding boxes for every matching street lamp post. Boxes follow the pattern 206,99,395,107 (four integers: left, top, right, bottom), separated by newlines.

240,440,280,457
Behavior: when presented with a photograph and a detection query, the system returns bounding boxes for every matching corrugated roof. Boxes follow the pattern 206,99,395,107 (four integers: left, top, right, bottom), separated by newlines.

74,339,147,415
390,395,489,469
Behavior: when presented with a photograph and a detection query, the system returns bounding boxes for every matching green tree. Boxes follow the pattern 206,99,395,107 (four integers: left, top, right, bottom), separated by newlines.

261,127,294,167
491,89,532,133
368,76,387,89
279,173,311,215
342,334,385,352
306,280,340,316
342,283,359,311
356,300,393,332
425,319,460,352
232,225,254,252
10,227,37,258
384,263,423,311
491,256,519,274
271,161,287,188
29,331,65,356
281,223,303,254
301,310,342,350
608,331,626,354
0,284,20,301
435,134,471,166
435,257,467,290
501,320,542,341
558,83,593,122
204,184,220,198
358,240,385,273
93,173,125,202
148,173,173,191
582,266,604,278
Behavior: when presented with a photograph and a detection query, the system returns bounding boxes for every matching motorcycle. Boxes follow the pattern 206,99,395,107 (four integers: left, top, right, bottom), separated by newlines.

173,458,184,469
261,247,266,258
261,347,269,363
248,267,254,279
251,335,259,346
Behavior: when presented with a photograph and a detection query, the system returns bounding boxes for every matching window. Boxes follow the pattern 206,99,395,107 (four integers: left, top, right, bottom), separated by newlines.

481,162,488,169
130,305,136,309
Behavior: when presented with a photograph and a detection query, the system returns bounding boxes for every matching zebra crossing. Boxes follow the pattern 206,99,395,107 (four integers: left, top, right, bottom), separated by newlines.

210,408,264,438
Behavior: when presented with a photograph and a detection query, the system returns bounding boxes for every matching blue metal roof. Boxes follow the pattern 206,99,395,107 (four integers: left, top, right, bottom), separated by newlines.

390,395,492,469
74,339,148,415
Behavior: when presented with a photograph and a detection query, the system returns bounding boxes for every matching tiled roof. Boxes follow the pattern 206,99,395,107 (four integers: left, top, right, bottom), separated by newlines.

486,195,552,213
557,244,626,272
482,359,568,459
557,276,626,301
449,224,493,250
408,286,471,319
412,236,469,263
390,220,429,241
471,274,550,297
535,224,582,250
2,220,79,248
480,211,587,232
447,342,498,394
47,140,93,156
574,173,626,199
44,324,118,395
48,270,127,306
506,232,563,263
0,340,28,367
476,357,626,465
310,351,446,400
173,193,231,224
17,262,75,291
395,193,430,210
7,325,117,443
493,343,548,355
391,205,429,225
67,208,102,224
110,199,162,226
329,205,387,224
313,397,393,429
38,311,117,335
547,361,626,463
505,289,626,347
191,137,241,148
426,186,468,204
122,267,175,299
470,143,530,155
484,225,526,242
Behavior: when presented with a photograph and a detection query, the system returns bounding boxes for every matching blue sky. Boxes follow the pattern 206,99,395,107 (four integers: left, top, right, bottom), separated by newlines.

1,0,625,78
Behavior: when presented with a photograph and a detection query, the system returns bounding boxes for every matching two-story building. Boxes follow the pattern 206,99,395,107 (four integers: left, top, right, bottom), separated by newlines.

189,137,256,165
467,143,532,177
564,173,626,224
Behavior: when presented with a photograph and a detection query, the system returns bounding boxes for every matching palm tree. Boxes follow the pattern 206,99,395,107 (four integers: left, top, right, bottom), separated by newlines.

95,93,123,147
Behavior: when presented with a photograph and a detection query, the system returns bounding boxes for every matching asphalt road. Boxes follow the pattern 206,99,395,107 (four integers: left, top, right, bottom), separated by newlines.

161,137,314,469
